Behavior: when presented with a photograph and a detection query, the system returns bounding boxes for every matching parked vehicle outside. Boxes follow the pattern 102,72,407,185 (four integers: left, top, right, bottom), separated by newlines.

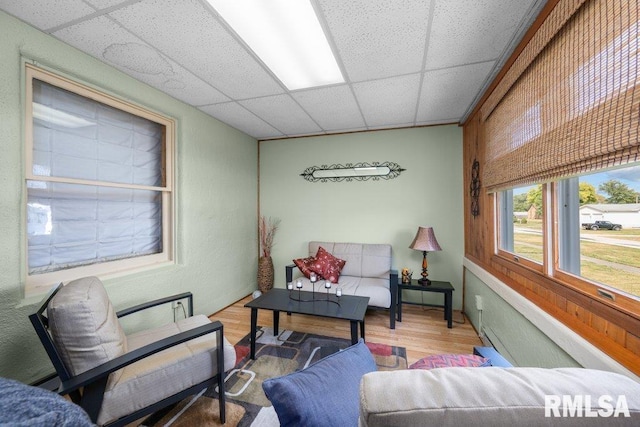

581,220,623,231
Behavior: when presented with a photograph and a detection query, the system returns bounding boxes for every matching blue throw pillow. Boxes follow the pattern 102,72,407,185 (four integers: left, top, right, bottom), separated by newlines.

0,377,93,426
262,339,377,427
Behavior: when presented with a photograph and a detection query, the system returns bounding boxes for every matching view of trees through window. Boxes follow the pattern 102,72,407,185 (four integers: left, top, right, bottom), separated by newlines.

508,165,640,297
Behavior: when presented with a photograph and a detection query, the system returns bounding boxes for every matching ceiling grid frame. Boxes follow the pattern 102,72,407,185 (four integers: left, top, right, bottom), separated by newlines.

0,0,548,140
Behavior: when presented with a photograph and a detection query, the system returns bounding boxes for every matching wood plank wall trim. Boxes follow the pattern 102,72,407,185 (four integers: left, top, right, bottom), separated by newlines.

464,257,639,381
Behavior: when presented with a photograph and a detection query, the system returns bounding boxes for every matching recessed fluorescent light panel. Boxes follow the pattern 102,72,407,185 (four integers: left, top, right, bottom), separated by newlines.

207,0,344,90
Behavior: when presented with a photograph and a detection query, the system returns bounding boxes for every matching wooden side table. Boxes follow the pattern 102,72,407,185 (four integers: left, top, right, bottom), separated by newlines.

397,280,454,328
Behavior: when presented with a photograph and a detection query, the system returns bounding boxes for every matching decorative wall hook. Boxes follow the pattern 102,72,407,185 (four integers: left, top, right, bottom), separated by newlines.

470,159,481,217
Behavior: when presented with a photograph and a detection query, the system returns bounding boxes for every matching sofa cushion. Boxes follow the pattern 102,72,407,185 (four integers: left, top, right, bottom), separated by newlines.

295,276,391,308
293,256,317,278
359,368,640,427
309,242,391,279
263,339,377,427
311,246,346,283
409,354,490,369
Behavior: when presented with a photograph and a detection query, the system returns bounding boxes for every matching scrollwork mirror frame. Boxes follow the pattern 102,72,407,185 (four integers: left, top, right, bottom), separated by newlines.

300,161,406,182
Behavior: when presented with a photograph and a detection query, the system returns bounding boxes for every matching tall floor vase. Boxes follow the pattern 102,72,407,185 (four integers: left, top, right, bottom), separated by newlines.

257,256,274,293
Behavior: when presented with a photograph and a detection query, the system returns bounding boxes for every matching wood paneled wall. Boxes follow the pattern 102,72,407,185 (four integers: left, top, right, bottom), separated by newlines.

462,98,640,377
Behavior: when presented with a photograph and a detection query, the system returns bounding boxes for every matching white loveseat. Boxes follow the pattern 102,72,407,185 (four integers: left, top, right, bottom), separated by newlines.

286,241,398,328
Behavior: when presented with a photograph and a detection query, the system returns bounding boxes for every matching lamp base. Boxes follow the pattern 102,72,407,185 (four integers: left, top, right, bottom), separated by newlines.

417,278,431,286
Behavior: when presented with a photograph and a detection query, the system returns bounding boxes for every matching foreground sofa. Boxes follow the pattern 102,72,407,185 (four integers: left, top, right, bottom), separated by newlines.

359,367,640,426
286,241,398,328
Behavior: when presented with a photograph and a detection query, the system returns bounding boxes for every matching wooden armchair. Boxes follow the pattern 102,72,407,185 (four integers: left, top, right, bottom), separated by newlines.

29,276,233,426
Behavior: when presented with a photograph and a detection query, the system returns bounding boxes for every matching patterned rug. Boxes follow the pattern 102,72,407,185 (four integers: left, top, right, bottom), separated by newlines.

143,327,407,426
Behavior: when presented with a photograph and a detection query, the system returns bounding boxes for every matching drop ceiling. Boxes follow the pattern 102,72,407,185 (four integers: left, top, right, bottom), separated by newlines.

0,0,547,140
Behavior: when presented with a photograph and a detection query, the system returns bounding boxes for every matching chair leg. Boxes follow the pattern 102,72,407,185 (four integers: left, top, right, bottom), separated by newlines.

218,372,225,424
389,275,398,329
216,330,226,424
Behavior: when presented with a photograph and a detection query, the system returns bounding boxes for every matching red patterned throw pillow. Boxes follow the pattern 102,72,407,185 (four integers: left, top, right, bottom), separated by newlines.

293,256,317,279
409,354,490,369
311,246,346,283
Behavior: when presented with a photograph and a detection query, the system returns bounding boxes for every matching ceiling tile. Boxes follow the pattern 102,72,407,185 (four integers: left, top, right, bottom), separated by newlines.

83,0,135,9
416,61,495,123
0,0,544,138
109,0,284,100
318,0,432,82
353,74,421,127
240,95,322,136
0,0,95,30
292,85,365,131
199,102,283,139
52,16,229,106
426,0,537,69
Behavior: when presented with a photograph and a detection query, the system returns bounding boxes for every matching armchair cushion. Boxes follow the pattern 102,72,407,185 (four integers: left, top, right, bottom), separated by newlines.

99,314,233,425
41,277,232,426
47,276,127,377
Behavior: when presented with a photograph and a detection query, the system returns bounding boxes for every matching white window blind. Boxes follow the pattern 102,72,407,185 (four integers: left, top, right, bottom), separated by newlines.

27,77,166,275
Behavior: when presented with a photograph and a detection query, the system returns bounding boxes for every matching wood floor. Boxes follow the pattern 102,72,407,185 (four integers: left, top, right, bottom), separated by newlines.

211,295,482,365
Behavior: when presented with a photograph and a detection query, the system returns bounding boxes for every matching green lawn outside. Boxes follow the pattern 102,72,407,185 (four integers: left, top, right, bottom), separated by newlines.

511,221,639,296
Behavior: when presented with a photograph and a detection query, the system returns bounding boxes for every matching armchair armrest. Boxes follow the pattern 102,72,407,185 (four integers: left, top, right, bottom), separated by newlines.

58,321,224,395
117,292,193,318
285,263,297,284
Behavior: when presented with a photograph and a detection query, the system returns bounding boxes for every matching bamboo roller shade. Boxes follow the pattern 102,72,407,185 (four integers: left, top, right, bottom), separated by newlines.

482,0,639,192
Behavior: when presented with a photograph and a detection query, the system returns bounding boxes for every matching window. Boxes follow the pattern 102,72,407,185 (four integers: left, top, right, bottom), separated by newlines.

497,163,640,301
557,165,640,299
497,185,544,267
25,65,174,296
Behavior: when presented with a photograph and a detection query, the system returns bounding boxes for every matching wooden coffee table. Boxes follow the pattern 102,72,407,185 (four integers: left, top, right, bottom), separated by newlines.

244,288,370,359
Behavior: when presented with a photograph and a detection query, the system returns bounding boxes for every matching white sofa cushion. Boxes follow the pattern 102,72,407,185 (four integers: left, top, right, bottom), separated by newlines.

297,276,390,308
360,368,640,426
309,242,391,279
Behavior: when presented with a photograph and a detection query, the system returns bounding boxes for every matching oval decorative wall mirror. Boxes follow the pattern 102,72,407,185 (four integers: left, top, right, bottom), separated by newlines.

301,161,406,182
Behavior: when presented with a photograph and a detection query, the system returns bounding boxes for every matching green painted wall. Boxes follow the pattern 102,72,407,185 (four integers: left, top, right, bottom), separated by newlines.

464,268,581,367
259,126,464,309
0,11,258,383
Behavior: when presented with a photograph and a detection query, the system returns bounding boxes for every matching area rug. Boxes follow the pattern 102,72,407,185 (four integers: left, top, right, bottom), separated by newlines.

143,327,407,426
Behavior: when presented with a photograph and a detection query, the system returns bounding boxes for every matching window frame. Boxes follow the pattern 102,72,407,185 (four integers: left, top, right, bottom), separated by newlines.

24,64,175,297
495,186,546,274
494,180,639,318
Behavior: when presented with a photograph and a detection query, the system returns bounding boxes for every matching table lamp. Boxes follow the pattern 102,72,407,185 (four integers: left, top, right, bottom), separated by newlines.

409,226,442,285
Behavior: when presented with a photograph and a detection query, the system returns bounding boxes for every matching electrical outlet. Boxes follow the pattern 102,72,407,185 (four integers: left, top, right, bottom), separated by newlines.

475,295,483,311
172,301,182,309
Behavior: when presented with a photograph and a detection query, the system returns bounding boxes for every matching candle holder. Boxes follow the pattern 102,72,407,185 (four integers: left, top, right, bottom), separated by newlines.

310,272,318,298
288,277,340,306
295,279,303,300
